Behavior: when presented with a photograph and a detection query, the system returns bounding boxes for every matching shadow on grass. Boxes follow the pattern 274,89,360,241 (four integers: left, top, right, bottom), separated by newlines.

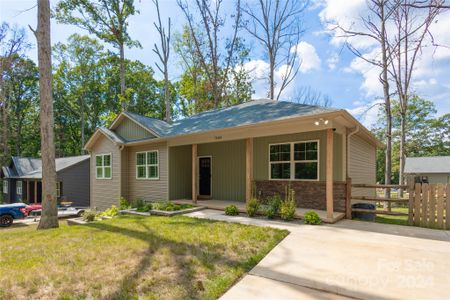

85,217,250,299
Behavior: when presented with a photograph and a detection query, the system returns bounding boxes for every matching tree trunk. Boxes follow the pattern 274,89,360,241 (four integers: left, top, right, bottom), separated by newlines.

119,42,126,110
36,0,58,230
398,112,406,197
164,71,171,123
269,52,275,100
380,1,392,209
80,97,85,154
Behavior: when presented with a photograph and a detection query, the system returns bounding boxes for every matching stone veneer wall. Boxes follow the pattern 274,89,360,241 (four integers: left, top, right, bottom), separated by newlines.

255,180,347,212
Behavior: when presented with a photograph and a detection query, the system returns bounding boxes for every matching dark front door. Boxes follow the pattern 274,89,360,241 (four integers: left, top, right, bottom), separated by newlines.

199,157,211,197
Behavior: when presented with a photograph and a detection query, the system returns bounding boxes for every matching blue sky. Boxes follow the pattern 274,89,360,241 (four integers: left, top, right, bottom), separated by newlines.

1,0,449,128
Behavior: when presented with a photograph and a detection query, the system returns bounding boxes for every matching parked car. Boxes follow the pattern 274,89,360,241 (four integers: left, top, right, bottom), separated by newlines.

0,203,28,227
24,203,42,215
27,204,86,218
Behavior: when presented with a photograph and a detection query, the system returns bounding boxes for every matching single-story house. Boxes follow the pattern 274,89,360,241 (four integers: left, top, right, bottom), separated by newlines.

1,155,90,206
84,99,381,220
405,156,450,184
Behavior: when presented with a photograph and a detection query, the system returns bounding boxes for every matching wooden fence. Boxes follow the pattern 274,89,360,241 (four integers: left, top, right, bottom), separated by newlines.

346,177,450,230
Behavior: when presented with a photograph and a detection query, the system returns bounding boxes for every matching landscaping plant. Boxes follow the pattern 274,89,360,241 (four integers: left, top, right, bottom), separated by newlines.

81,209,97,222
246,198,260,217
225,204,239,216
136,203,152,212
132,198,145,210
304,211,322,225
102,205,119,217
264,194,281,219
119,197,130,210
280,187,296,221
152,201,193,211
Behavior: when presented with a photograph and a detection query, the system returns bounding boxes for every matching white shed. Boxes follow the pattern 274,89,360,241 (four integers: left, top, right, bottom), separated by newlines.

404,156,450,184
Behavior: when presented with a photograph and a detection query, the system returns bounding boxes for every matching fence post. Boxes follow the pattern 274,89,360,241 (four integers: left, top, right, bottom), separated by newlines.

407,176,414,226
346,177,352,219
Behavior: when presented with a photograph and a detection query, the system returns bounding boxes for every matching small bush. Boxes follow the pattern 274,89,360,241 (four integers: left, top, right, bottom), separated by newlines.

225,204,239,216
152,201,194,211
264,194,281,219
132,198,145,210
119,197,130,210
246,198,260,217
81,209,97,222
136,203,152,212
280,188,296,221
304,211,322,225
102,205,119,217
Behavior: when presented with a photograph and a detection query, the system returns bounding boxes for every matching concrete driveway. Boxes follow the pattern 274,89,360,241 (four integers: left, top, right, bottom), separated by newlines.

185,210,450,300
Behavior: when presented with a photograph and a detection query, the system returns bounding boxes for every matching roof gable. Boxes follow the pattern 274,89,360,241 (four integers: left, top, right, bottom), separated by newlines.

114,117,155,141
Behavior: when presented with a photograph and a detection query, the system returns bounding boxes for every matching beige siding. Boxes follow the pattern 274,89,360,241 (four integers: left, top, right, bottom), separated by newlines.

121,147,128,199
126,142,168,202
90,135,121,210
254,130,344,182
115,118,154,141
348,134,376,197
197,140,246,201
168,145,192,200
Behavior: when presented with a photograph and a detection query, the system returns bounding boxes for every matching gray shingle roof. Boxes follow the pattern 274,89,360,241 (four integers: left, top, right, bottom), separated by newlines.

404,156,450,174
99,127,125,144
2,155,90,179
123,99,337,139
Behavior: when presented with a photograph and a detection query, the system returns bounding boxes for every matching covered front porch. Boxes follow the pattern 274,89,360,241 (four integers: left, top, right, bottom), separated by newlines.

168,121,348,223
173,199,345,223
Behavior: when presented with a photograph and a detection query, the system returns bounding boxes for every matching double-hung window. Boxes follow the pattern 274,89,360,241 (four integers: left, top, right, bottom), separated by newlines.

16,181,23,195
96,154,112,179
136,150,159,179
269,140,319,181
2,180,8,194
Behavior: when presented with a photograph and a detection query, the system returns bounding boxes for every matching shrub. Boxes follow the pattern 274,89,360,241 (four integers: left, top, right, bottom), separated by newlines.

304,211,322,225
81,209,97,222
137,203,152,212
132,198,145,210
280,188,296,221
225,204,239,216
152,201,194,211
102,205,119,217
119,197,130,210
246,198,260,217
264,194,281,219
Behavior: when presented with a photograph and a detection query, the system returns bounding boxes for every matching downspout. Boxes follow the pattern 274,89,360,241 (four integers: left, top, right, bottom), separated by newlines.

346,126,360,179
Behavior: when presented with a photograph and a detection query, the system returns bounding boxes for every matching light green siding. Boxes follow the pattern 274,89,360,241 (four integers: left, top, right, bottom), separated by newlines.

115,118,154,141
254,131,344,182
169,145,192,199
198,140,246,202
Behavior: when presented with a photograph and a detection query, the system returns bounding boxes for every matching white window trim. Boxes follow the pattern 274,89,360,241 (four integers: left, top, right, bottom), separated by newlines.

95,153,112,180
3,180,8,194
268,140,320,181
136,150,159,180
16,181,23,195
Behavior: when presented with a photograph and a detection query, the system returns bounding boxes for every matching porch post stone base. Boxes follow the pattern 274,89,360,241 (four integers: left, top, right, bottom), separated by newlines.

254,180,346,213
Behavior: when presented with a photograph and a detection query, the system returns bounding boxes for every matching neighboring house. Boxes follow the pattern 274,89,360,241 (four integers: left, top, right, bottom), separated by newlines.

405,156,450,184
84,99,381,219
1,155,90,206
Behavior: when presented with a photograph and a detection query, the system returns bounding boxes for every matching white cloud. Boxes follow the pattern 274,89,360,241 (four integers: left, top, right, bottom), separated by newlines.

292,41,321,73
327,53,339,70
347,100,384,129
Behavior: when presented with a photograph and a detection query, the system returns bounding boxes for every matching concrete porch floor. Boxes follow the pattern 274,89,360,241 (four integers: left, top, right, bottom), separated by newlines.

173,199,345,223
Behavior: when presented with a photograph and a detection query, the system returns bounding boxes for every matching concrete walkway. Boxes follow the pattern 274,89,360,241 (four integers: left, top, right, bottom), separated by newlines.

185,209,450,300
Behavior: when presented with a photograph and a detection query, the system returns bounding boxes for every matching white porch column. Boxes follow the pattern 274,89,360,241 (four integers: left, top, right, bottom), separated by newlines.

246,138,254,203
326,128,334,219
192,144,197,204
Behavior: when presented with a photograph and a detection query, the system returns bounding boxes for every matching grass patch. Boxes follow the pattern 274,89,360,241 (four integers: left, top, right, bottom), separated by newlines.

0,215,287,299
355,207,409,226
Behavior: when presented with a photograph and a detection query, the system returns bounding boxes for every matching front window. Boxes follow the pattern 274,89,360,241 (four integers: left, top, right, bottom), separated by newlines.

96,154,112,179
294,142,319,180
269,141,319,181
3,180,8,193
16,181,23,195
136,151,159,179
269,144,291,179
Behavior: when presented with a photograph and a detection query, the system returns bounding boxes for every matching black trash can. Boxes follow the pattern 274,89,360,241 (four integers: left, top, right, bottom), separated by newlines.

352,203,376,221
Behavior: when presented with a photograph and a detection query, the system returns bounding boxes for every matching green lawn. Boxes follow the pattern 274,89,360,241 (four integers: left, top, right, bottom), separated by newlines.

0,215,288,299
375,207,409,226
